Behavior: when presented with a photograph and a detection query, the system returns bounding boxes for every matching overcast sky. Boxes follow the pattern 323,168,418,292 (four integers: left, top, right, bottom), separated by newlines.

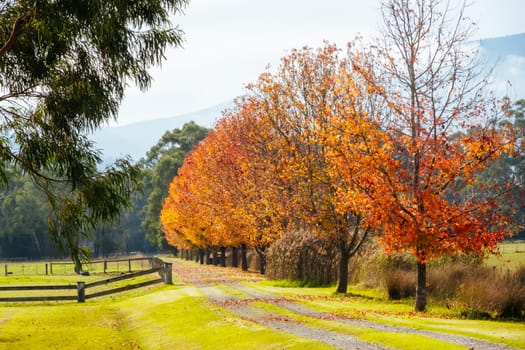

115,0,525,126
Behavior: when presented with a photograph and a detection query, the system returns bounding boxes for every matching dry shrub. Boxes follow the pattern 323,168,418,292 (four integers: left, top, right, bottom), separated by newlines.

334,239,525,319
383,268,416,300
266,230,339,286
427,261,488,302
377,253,416,299
456,265,525,319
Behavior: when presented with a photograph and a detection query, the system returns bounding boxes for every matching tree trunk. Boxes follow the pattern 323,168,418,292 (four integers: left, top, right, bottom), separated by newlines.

73,256,82,275
336,250,350,293
256,249,266,275
241,244,248,271
415,262,427,312
220,246,226,267
199,249,205,264
206,248,212,265
231,247,239,268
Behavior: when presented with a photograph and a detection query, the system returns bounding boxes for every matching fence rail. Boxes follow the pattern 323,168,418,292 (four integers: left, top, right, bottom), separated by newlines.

0,257,172,303
2,257,154,276
85,278,162,300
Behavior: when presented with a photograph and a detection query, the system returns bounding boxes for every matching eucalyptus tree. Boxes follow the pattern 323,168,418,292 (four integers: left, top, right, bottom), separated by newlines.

0,0,188,270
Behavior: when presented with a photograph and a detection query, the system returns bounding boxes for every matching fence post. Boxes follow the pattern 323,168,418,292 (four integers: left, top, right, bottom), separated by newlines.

50,262,53,275
128,259,132,273
104,260,107,274
163,262,173,284
77,282,86,303
45,263,48,276
4,265,7,276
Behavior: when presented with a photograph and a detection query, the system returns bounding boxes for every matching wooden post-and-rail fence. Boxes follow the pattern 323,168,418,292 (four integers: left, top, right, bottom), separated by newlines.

0,257,173,303
3,256,156,276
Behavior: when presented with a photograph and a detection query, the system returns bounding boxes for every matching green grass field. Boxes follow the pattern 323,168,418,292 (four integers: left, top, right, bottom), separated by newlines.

0,257,153,276
486,240,525,269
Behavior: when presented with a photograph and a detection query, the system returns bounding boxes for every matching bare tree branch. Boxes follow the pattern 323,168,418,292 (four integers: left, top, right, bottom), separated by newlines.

0,11,32,58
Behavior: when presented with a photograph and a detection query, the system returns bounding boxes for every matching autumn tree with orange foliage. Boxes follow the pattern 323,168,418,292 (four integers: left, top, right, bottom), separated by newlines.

161,154,212,257
200,111,290,273
238,44,375,292
161,132,245,266
330,0,515,311
161,102,291,274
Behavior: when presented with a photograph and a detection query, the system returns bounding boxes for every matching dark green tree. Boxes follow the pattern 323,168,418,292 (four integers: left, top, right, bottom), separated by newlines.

92,191,155,257
0,0,188,270
508,100,525,239
140,121,208,248
0,172,60,258
478,99,525,239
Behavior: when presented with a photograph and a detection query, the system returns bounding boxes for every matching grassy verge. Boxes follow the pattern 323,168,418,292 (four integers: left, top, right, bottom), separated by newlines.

117,285,334,350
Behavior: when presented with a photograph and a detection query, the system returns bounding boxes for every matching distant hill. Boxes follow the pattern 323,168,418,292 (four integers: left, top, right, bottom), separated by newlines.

91,102,231,163
92,33,525,164
478,33,525,100
479,33,525,61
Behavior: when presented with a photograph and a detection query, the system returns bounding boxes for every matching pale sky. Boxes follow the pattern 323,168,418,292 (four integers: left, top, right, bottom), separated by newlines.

116,0,525,126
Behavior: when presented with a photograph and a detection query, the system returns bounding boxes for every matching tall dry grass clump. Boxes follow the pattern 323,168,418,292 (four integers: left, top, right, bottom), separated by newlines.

347,241,525,319
455,265,525,319
266,230,339,286
378,253,417,300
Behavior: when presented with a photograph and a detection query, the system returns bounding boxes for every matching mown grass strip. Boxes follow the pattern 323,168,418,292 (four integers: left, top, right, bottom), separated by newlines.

278,293,525,349
250,301,466,350
362,314,525,350
116,285,336,350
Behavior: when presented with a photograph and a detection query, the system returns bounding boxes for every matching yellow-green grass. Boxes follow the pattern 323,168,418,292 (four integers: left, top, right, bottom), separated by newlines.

251,301,466,350
214,283,251,299
257,280,386,300
0,303,139,350
486,240,525,270
295,297,525,349
247,282,525,349
0,285,336,350
117,285,335,350
363,314,525,349
247,282,431,315
255,280,337,297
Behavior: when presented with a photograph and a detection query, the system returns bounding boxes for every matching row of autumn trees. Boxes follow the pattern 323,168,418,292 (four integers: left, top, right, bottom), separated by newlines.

161,0,518,312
